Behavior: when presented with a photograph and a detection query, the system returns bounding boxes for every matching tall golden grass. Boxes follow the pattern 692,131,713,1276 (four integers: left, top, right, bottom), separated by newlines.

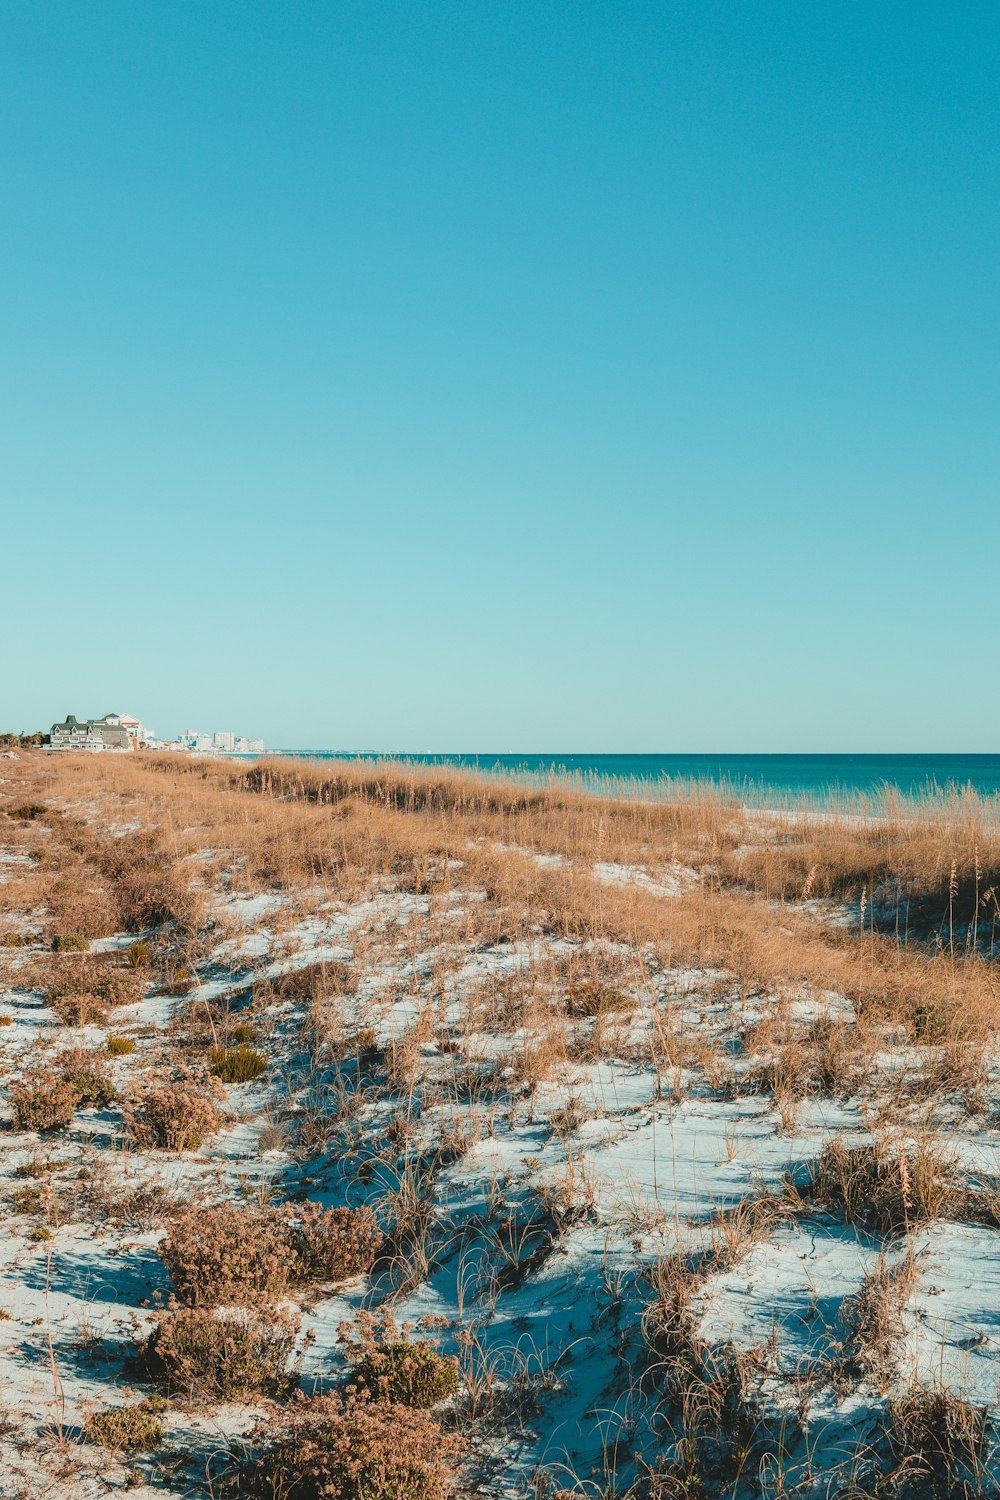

10,749,1000,1047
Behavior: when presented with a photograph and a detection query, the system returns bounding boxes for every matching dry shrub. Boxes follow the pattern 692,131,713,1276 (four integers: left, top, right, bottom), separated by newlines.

889,1383,990,1494
284,1202,382,1283
83,1397,165,1451
271,961,353,1002
338,1308,458,1410
59,1046,117,1107
161,1203,291,1305
45,879,117,943
46,961,143,1012
234,1390,460,1500
162,1201,380,1304
50,992,108,1025
800,1137,959,1235
352,1343,459,1409
124,1077,223,1153
145,1304,297,1400
10,1071,77,1132
841,1253,918,1387
565,979,636,1018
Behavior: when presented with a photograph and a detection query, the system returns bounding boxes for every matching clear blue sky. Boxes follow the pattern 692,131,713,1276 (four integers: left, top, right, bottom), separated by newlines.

4,3,998,750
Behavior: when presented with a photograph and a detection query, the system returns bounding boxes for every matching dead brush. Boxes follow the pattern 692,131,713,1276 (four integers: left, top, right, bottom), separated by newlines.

888,1382,991,1496
564,980,636,1020
643,1251,704,1368
796,1135,960,1235
122,1075,224,1153
508,1028,570,1095
379,1162,440,1293
705,1190,788,1273
918,1036,989,1114
643,1253,765,1486
841,1253,917,1388
10,1071,78,1133
230,1389,462,1500
96,827,199,934
144,1302,298,1401
270,959,353,1002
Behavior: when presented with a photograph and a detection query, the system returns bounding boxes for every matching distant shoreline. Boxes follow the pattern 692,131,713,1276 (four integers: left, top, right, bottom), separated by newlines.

250,748,1000,811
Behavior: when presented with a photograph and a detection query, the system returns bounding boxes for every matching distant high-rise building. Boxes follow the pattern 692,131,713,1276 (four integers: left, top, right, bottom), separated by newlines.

213,731,236,751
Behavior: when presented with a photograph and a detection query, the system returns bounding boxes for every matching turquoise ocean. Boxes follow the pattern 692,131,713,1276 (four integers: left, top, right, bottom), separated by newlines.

266,752,1000,809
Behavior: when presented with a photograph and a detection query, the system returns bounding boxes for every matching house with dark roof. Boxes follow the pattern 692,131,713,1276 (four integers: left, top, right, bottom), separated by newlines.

49,714,133,751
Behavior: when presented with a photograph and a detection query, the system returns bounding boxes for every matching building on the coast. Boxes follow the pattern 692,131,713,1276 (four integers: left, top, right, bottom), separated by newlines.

177,727,264,755
48,712,147,751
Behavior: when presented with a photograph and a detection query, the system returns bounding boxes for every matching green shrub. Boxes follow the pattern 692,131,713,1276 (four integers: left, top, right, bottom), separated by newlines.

127,941,151,968
161,1203,291,1305
209,1044,268,1083
353,1342,460,1408
0,1015,12,1026
145,1305,297,1400
12,1186,42,1213
16,1154,68,1178
235,1391,460,1500
52,932,90,953
5,802,48,821
10,1071,77,1133
83,1397,165,1452
107,1034,135,1056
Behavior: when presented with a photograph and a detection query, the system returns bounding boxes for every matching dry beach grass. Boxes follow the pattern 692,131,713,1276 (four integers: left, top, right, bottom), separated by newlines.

3,751,1000,1496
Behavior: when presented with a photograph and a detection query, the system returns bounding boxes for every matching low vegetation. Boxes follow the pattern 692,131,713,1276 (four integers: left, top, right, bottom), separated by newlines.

10,1071,77,1133
4,749,1000,1498
208,1043,269,1082
233,1392,461,1500
352,1342,459,1408
83,1397,166,1452
161,1204,292,1305
123,1078,223,1152
145,1305,298,1400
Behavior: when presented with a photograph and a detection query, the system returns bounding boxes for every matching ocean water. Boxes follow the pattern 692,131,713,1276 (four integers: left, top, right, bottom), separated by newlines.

267,751,1000,808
